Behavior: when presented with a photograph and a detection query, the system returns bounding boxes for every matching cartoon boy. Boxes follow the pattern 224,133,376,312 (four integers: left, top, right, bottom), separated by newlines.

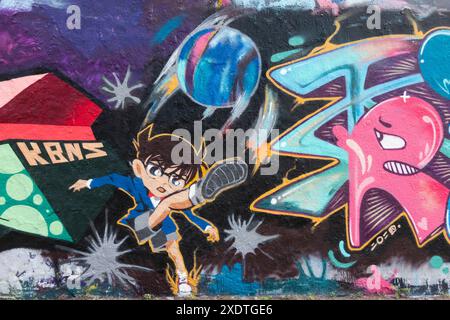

69,124,248,295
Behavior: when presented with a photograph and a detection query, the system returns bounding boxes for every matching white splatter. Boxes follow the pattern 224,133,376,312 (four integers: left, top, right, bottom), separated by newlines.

101,66,144,110
59,220,151,288
0,248,56,295
376,257,449,288
342,0,450,18
224,214,279,259
0,0,66,12
233,0,316,10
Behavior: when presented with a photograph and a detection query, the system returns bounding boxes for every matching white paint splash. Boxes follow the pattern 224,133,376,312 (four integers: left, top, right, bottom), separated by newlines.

232,0,315,10
101,66,144,110
232,0,450,18
0,248,56,295
376,257,449,288
339,0,450,18
224,214,279,259
0,0,66,12
59,220,151,288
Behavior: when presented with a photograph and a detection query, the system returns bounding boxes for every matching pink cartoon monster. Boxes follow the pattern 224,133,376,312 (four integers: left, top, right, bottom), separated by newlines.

333,95,449,250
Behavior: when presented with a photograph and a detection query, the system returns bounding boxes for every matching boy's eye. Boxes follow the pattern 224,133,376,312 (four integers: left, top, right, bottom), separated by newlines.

169,176,183,187
147,164,163,177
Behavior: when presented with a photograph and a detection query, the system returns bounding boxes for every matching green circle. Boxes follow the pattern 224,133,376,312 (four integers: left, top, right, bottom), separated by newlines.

0,145,25,174
33,194,43,205
0,205,48,236
443,267,449,275
49,221,63,236
430,256,444,269
6,174,33,201
288,36,305,46
0,197,5,205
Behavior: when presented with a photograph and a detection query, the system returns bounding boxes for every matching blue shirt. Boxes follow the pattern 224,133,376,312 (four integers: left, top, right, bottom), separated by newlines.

90,174,211,235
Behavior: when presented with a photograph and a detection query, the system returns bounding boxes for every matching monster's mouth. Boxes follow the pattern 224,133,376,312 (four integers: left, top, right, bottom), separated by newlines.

383,161,419,175
374,129,406,150
157,186,166,193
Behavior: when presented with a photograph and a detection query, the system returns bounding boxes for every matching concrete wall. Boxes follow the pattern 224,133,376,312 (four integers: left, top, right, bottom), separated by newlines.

0,0,449,298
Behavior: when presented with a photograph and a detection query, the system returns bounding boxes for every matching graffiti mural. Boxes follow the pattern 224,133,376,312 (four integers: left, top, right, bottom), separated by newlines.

0,0,449,299
252,24,450,251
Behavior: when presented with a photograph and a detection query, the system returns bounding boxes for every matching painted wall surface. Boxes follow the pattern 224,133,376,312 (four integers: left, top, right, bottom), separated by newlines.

0,0,449,299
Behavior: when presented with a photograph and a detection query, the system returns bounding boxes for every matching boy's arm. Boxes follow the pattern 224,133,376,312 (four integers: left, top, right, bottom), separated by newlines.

182,209,219,242
69,174,133,192
89,174,132,190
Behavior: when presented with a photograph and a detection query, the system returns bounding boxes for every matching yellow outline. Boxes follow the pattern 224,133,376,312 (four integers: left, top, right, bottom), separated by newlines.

165,250,203,296
116,124,221,253
250,24,450,251
121,127,245,253
114,188,180,252
116,187,220,252
266,26,450,100
343,205,450,252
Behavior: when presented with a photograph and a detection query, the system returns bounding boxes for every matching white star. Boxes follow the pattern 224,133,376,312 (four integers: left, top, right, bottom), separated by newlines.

101,66,144,110
400,91,411,103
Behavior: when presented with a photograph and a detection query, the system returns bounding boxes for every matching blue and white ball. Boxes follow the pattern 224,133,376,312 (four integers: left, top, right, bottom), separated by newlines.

177,27,261,107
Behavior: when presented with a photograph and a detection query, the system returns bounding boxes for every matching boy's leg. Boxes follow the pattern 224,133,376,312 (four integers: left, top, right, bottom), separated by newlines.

148,158,248,229
166,240,188,275
166,239,192,296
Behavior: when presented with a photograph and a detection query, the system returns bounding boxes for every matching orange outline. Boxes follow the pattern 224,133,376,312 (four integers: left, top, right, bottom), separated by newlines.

116,187,218,253
250,24,450,251
117,124,224,253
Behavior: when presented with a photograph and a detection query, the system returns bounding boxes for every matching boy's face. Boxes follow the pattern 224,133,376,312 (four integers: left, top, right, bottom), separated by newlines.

133,159,188,198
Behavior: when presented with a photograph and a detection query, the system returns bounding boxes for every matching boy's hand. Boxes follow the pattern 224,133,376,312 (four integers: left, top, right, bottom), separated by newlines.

69,179,90,192
205,226,219,243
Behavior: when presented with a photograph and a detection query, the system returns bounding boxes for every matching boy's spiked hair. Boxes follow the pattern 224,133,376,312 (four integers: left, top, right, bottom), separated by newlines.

133,124,208,184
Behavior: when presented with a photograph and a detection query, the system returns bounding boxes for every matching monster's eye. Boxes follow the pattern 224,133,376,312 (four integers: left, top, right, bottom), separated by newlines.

147,163,163,177
169,175,183,187
374,129,406,150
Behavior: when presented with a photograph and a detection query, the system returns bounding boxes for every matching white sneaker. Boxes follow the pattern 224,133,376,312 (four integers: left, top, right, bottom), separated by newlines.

177,273,192,297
